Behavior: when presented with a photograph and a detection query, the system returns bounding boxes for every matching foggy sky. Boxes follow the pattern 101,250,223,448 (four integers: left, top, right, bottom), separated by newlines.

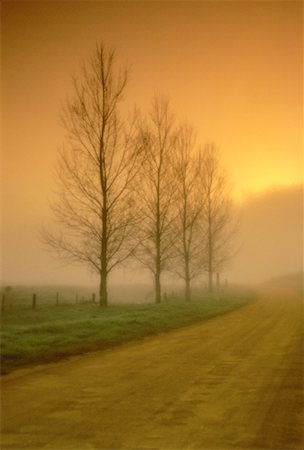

226,184,303,284
1,1,303,286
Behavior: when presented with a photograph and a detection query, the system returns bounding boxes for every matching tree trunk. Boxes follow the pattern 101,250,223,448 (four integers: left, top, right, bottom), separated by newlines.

185,278,191,302
99,273,108,307
208,269,213,293
185,258,191,302
207,210,213,293
100,188,108,306
155,225,161,303
208,231,213,292
155,184,161,304
155,270,161,304
216,272,220,292
100,206,108,307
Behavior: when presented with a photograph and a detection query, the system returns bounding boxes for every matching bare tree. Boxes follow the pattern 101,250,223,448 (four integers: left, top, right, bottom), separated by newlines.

172,124,203,301
134,96,177,303
42,44,141,306
200,143,235,292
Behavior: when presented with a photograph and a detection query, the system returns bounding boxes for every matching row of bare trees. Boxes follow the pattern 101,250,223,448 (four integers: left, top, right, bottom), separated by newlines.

43,44,236,306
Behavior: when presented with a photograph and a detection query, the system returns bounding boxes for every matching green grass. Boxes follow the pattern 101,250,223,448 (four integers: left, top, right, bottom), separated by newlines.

1,291,254,374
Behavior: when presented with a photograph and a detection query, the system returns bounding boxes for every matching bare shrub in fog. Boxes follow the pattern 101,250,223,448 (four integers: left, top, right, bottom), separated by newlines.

133,96,177,304
42,45,238,304
199,143,236,292
42,44,142,306
170,124,204,301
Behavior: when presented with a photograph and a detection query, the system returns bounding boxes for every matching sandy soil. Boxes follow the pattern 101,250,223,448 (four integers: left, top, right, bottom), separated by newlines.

1,291,303,450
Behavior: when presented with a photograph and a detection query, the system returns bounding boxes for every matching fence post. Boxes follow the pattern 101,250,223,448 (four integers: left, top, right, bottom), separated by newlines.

1,293,5,312
92,293,96,303
56,292,59,306
75,293,78,304
32,293,37,309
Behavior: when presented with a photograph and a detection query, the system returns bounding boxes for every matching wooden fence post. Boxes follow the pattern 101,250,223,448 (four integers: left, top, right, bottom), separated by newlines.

56,292,59,306
75,293,78,304
1,293,5,312
32,293,37,309
92,293,96,303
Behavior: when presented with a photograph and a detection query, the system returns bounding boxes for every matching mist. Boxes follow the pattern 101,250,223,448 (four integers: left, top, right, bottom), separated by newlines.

226,184,303,284
1,1,302,293
1,184,302,289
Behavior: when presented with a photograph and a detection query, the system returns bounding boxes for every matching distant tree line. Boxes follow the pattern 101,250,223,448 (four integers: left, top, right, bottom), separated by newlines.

42,43,236,306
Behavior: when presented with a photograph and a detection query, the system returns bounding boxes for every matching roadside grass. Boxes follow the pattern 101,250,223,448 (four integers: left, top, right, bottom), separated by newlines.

1,291,254,374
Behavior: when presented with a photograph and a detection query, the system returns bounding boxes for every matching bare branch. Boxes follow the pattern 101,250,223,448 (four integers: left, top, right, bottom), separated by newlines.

42,43,139,306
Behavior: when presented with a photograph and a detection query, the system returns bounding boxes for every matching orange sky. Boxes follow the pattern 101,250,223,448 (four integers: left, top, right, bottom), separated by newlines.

1,1,303,284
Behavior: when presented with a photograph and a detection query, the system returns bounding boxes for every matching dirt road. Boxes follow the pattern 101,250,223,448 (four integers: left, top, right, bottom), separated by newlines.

1,291,303,449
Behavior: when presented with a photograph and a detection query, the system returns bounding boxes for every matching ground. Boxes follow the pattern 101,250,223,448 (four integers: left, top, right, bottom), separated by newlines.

1,289,303,449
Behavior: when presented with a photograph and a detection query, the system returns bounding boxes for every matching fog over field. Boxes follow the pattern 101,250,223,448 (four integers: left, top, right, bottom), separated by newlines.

226,184,303,284
1,183,302,288
1,2,302,292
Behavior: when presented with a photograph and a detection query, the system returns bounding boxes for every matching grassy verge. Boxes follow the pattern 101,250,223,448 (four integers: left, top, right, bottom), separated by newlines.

1,291,254,374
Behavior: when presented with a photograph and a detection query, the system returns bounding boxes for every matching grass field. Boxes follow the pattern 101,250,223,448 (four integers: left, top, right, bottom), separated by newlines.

1,290,254,374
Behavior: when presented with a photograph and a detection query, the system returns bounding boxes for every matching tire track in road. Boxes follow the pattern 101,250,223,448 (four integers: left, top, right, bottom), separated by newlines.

130,294,301,450
1,292,303,450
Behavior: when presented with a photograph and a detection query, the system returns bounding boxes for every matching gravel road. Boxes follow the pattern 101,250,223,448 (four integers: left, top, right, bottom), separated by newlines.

1,290,303,449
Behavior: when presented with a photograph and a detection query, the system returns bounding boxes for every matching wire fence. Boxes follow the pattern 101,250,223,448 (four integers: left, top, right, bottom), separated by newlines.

1,291,98,311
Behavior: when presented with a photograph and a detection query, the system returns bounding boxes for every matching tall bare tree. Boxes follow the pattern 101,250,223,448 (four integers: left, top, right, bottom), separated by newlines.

200,143,235,292
172,124,203,301
43,44,141,306
134,97,177,303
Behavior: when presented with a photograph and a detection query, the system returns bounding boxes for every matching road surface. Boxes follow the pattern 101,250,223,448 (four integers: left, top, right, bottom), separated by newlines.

1,290,303,449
